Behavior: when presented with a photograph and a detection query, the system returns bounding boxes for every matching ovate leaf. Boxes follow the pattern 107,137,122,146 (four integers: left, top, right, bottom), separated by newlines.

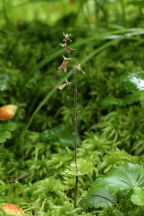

91,163,144,193
40,124,80,147
80,189,116,208
80,189,115,208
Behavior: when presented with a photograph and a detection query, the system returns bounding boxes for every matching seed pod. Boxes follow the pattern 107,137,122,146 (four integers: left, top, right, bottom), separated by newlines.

1,203,25,216
0,105,18,121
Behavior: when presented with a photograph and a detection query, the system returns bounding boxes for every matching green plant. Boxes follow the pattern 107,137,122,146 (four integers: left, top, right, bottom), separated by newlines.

80,163,144,211
57,33,83,208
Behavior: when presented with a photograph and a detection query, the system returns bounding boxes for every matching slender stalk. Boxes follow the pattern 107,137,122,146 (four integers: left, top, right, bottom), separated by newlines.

58,33,86,208
73,67,78,208
68,54,79,208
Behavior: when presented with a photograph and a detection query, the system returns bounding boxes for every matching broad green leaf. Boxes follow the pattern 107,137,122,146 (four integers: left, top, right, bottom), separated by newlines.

119,71,144,92
64,159,93,176
0,73,10,91
54,125,80,147
80,189,115,208
131,187,144,206
40,124,80,147
91,163,144,193
81,163,144,208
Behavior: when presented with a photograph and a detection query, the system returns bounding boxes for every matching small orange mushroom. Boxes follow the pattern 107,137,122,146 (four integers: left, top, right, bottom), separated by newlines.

1,203,25,216
0,105,18,121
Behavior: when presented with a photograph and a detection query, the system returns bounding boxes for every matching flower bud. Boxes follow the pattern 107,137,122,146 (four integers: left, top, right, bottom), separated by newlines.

1,203,25,216
0,105,18,121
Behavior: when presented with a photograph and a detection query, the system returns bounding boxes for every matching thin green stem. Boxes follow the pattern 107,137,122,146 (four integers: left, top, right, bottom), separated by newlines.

73,68,78,208
68,54,79,208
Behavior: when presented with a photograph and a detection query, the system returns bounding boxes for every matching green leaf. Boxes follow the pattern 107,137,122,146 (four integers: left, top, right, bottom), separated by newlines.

80,189,115,208
0,122,17,143
81,163,144,208
0,73,10,91
131,187,144,206
40,124,80,147
64,159,93,176
92,163,144,193
119,71,144,92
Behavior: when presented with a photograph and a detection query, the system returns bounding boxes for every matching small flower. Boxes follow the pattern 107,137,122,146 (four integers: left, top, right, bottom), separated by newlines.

60,43,67,49
0,105,18,121
74,64,85,74
57,83,67,90
60,43,75,54
63,32,72,42
58,60,67,72
75,64,81,71
65,79,72,86
57,79,72,90
58,56,71,72
63,55,71,61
